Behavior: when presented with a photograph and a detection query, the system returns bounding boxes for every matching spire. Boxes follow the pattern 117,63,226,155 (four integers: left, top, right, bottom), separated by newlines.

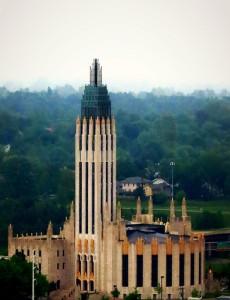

148,196,153,215
137,197,141,222
117,201,122,220
90,59,102,86
8,224,13,238
182,197,187,218
70,201,74,221
46,221,53,238
170,198,175,220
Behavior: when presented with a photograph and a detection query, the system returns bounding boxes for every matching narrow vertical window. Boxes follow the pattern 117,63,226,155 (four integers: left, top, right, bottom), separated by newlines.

166,255,172,287
111,162,113,221
79,162,82,233
190,253,194,285
101,162,103,220
199,253,201,284
151,255,158,287
92,162,95,234
86,162,88,233
122,255,128,287
106,162,108,207
179,254,184,286
136,255,143,287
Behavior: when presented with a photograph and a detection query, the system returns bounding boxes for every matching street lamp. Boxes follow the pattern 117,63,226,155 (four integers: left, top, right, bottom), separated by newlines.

179,287,184,300
160,275,164,300
32,250,36,300
170,162,175,199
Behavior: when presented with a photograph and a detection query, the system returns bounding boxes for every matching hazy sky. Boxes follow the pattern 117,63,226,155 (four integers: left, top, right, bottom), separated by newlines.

0,0,229,92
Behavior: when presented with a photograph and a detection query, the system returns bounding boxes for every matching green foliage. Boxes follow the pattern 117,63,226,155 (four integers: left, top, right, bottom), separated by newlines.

175,190,186,203
207,261,230,290
154,283,163,295
191,288,199,297
133,187,148,200
0,252,49,300
111,286,120,298
1,88,230,248
193,210,225,230
125,287,140,300
203,291,221,298
152,192,168,205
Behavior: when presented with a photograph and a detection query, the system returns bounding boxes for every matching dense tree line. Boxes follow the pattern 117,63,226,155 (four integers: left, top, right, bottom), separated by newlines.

0,252,49,299
0,86,230,247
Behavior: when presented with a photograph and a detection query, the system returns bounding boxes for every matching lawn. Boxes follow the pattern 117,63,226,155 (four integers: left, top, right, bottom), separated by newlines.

118,197,230,228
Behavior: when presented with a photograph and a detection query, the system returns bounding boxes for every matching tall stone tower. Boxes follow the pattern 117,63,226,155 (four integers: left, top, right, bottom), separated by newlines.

75,59,116,291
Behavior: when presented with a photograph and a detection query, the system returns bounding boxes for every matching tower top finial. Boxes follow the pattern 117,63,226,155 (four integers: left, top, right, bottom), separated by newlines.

81,59,111,119
90,58,102,87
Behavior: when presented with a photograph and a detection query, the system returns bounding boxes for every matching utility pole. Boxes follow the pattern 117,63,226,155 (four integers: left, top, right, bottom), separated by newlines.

32,250,36,300
170,162,175,199
161,275,164,300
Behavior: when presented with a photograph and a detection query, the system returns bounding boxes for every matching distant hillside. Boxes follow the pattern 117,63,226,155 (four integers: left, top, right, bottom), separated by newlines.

0,87,230,247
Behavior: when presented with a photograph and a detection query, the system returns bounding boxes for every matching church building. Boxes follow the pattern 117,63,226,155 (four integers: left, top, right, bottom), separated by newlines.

8,59,205,299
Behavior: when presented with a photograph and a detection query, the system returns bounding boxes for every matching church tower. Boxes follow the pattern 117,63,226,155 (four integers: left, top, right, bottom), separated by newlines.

75,59,116,291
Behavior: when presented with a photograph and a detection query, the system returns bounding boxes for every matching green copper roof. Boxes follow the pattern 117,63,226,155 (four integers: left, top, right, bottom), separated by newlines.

81,59,111,119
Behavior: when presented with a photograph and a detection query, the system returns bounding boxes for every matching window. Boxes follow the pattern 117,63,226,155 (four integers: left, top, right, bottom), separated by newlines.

57,263,60,270
122,255,128,287
63,263,65,270
199,253,201,284
166,255,172,287
57,250,59,257
136,255,143,287
179,254,184,286
190,253,194,285
38,263,41,273
27,249,30,256
151,255,158,287
39,250,42,257
62,249,65,256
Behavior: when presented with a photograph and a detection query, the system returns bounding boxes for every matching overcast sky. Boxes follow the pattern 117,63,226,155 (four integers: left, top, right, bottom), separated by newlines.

0,0,229,92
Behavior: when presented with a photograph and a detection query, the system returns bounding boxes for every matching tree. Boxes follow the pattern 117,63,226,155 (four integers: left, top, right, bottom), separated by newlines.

221,263,230,290
2,155,37,201
125,287,140,300
154,283,163,299
191,288,199,297
0,252,49,300
111,286,120,299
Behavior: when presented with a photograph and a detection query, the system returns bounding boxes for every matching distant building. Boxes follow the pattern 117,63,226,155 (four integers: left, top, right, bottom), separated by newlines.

117,177,152,195
117,177,171,197
8,60,205,299
152,178,171,197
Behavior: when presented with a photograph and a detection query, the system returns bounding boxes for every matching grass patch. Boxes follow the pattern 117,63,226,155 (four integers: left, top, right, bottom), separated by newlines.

118,198,230,228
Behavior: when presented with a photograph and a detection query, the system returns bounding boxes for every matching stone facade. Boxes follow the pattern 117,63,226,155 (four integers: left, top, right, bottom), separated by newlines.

8,203,75,289
8,59,205,299
74,60,205,299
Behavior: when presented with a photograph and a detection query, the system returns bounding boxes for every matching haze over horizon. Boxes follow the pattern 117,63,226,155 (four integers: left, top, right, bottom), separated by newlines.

0,0,230,93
